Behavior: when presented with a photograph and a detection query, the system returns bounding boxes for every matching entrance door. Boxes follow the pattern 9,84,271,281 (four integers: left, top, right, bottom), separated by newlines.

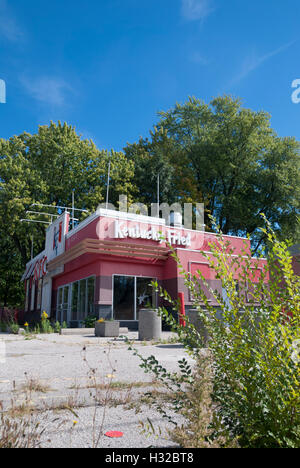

57,285,70,323
136,277,156,321
113,276,156,321
113,276,135,321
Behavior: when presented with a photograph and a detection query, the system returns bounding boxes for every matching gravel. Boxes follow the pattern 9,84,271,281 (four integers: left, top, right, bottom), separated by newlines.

0,332,194,448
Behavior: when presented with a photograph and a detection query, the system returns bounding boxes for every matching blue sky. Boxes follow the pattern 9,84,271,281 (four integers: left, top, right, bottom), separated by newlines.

1,0,300,150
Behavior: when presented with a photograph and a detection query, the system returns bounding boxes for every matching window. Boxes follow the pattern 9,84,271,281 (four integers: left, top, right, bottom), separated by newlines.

37,279,42,310
30,282,36,311
113,276,156,321
57,276,95,324
57,285,69,323
113,276,135,320
87,277,95,316
25,281,30,312
79,279,86,321
136,277,156,321
71,281,78,321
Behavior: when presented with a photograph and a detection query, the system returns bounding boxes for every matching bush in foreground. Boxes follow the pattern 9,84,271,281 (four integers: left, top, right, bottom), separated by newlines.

130,220,300,448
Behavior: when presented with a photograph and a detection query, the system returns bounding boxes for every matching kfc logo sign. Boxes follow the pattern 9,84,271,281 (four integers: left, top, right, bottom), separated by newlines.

33,256,48,280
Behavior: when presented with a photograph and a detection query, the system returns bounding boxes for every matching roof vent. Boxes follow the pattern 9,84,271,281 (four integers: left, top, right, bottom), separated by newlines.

170,212,182,228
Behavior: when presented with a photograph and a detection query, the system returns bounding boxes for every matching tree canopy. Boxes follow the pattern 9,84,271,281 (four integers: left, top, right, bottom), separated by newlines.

125,96,300,251
0,96,299,307
0,121,135,306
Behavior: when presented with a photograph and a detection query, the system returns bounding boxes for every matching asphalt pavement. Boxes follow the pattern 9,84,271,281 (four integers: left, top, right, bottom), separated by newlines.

0,332,193,448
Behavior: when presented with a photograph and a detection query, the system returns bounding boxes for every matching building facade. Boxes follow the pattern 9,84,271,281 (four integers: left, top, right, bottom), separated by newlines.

22,208,268,328
289,244,300,276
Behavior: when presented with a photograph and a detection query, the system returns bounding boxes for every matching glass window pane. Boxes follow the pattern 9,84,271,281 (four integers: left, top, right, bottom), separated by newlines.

71,282,79,321
63,286,69,304
136,278,156,321
79,279,86,320
25,281,29,311
57,288,63,322
87,277,95,316
37,279,42,310
30,283,36,311
58,288,63,306
61,286,69,324
113,276,135,321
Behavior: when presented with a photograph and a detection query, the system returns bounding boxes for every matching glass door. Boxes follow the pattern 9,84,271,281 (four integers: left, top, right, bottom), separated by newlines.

57,285,70,324
113,276,157,321
57,288,63,323
113,276,135,320
63,286,70,323
136,277,156,321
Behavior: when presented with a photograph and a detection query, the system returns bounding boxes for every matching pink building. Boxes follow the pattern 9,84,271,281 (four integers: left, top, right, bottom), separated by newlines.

289,244,300,276
22,209,268,328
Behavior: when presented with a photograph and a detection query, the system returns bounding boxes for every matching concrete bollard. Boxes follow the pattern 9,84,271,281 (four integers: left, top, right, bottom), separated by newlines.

138,309,162,341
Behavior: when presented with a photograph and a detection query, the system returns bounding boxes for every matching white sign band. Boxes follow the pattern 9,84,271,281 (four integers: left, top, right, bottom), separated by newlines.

114,221,191,247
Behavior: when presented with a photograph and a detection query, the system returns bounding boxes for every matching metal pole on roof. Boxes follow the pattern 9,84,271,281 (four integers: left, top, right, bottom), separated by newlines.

106,155,111,210
26,210,60,219
157,173,160,218
21,219,51,225
72,189,75,230
31,203,89,213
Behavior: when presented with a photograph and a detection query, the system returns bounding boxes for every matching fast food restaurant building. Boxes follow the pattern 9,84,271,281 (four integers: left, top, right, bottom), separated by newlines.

22,208,268,328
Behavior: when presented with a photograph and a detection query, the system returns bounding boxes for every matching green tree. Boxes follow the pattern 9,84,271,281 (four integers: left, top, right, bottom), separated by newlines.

125,96,300,251
125,129,181,206
0,232,24,307
0,121,136,307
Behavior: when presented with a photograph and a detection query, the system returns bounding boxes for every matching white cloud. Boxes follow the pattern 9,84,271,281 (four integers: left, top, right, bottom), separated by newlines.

189,51,209,65
181,0,214,21
21,76,74,107
0,0,24,42
232,41,296,85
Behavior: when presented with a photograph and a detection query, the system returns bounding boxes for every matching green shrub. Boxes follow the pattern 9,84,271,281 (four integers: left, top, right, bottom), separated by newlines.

40,312,54,334
83,315,97,328
131,219,300,448
8,322,20,335
54,321,61,333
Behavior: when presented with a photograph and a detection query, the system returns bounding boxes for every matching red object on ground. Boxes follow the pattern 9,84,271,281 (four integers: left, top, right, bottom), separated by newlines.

105,431,124,438
178,292,186,327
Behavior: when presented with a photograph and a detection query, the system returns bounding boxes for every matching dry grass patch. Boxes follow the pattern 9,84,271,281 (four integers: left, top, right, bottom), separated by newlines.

0,412,43,448
42,394,87,413
19,378,52,394
69,379,162,392
5,402,35,419
87,379,161,391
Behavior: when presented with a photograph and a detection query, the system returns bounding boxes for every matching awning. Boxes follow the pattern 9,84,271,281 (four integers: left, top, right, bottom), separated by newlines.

47,239,170,272
21,251,47,281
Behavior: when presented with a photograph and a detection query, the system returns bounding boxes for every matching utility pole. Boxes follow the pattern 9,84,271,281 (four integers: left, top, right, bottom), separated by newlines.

106,155,111,210
72,189,75,230
157,173,160,218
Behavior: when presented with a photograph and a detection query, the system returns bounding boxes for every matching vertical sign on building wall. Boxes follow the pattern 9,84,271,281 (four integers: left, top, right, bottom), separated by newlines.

45,212,69,262
41,212,70,316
